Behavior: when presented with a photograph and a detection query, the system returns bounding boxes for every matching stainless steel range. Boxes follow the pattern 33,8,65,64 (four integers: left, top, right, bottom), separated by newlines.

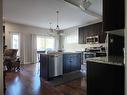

82,46,106,64
83,52,96,64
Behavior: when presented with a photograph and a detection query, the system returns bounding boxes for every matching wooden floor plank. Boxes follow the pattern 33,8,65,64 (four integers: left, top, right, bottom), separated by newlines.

5,63,86,95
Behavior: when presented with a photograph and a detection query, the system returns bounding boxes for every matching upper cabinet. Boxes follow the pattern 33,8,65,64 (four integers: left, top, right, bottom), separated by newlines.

78,22,106,44
103,0,125,31
108,34,124,56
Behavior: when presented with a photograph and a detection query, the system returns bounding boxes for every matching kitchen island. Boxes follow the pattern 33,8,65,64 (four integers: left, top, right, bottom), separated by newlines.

86,56,124,95
40,52,82,80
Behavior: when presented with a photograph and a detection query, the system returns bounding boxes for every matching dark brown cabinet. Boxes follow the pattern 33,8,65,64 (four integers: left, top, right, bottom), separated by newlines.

78,22,106,44
108,34,124,56
40,54,49,80
103,0,125,31
87,61,124,95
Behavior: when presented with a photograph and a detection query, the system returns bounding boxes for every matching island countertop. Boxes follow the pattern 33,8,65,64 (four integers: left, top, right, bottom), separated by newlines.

86,56,124,66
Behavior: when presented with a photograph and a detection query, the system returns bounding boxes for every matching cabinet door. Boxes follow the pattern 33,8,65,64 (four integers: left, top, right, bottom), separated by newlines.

91,23,99,36
71,54,81,71
40,54,49,80
76,54,81,70
83,26,92,43
103,0,125,31
87,61,124,95
92,22,106,43
86,25,93,36
108,34,124,56
97,22,107,43
63,54,71,73
70,54,77,71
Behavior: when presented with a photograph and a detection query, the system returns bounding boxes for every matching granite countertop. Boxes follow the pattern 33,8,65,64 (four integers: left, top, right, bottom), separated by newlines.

40,51,82,56
40,52,63,57
95,52,106,54
47,52,63,57
63,52,82,54
86,56,124,66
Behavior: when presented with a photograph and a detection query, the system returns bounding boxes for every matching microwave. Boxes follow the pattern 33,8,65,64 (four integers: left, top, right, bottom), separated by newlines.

86,36,99,44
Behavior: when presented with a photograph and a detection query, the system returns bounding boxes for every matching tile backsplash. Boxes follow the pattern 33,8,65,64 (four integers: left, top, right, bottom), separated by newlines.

64,43,106,52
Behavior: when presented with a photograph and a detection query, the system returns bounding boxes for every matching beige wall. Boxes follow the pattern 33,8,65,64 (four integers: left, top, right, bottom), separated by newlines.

5,22,59,64
0,0,3,94
63,20,106,52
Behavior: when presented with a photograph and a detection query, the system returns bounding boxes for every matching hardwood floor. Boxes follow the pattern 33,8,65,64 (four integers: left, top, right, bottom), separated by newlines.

56,77,86,95
5,63,86,95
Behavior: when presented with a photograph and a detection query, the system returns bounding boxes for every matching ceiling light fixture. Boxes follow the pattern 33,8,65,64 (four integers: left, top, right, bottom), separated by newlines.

49,11,61,33
49,22,54,32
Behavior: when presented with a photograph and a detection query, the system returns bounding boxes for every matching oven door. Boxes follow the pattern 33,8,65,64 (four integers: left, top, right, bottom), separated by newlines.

83,52,96,64
85,53,96,58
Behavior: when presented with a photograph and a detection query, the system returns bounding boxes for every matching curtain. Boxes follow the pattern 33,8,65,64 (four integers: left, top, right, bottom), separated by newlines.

20,33,25,64
31,34,37,63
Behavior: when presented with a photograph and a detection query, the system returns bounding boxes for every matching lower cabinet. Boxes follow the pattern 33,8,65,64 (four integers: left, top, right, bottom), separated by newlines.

40,54,49,80
87,61,124,95
63,53,81,73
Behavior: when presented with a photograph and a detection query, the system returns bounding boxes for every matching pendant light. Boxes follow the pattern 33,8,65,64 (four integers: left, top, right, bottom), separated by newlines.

56,11,60,31
49,22,54,32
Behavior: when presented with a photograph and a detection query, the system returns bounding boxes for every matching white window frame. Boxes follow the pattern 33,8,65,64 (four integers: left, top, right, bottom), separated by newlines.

37,36,55,51
10,32,20,56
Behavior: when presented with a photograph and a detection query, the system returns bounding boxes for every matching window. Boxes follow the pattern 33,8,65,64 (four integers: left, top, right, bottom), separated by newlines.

10,33,20,56
37,36,55,51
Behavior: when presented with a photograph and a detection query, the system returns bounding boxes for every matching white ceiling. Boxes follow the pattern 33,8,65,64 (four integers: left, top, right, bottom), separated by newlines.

3,0,102,29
